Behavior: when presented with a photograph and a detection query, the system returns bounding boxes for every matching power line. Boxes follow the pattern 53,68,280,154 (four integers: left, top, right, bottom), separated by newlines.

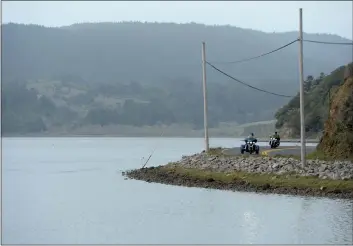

204,38,351,66
209,39,299,65
206,61,294,98
178,37,351,67
303,39,353,45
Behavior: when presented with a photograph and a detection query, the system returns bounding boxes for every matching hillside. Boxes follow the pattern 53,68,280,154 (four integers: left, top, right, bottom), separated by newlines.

275,62,353,138
2,77,279,135
3,22,352,85
2,22,353,136
316,65,353,159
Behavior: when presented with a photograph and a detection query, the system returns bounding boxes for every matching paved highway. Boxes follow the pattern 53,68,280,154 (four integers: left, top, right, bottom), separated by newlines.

223,146,317,157
256,139,319,144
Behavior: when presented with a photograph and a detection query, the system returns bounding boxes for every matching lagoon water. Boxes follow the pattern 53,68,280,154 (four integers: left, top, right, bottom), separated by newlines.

2,137,352,244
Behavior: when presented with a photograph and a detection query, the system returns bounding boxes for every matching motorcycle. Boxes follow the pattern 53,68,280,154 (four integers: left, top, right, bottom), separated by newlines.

240,139,260,154
269,136,280,149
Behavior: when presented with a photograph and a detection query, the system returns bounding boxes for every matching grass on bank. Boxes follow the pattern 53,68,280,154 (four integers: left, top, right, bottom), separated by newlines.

272,151,353,161
208,147,353,161
306,151,333,161
162,164,353,192
198,148,353,192
207,147,225,156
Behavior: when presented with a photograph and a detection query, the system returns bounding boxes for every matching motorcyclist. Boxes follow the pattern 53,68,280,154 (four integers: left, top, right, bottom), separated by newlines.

246,133,257,143
272,131,280,141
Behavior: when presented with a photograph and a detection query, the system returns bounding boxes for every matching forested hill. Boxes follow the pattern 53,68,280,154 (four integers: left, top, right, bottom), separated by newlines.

275,62,353,138
2,22,353,136
3,22,352,86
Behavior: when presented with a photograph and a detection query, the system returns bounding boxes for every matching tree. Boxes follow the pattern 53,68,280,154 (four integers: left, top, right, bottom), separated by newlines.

304,75,314,91
275,63,353,138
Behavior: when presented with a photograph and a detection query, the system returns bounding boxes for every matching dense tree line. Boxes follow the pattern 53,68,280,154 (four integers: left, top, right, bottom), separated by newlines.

275,62,353,137
2,77,290,134
3,63,352,135
2,22,352,134
3,23,352,88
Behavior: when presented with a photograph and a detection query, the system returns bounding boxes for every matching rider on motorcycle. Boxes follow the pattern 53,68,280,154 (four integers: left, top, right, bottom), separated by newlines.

246,133,257,143
272,131,280,141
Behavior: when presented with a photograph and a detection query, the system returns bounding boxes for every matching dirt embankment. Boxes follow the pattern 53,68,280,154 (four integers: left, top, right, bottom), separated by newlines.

124,150,353,199
317,64,353,159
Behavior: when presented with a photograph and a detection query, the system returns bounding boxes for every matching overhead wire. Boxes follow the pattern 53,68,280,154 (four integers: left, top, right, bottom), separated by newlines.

207,38,352,66
205,37,351,97
140,39,300,164
136,33,350,166
206,61,295,98
303,39,353,45
209,39,299,65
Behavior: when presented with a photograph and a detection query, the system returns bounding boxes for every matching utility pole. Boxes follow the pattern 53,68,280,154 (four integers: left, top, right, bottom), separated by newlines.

299,8,306,167
201,42,209,152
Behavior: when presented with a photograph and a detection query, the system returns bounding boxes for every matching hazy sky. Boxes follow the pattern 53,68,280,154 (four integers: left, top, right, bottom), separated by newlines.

2,1,353,39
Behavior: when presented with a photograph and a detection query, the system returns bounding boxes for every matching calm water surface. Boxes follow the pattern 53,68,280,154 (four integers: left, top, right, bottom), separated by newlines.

2,137,352,244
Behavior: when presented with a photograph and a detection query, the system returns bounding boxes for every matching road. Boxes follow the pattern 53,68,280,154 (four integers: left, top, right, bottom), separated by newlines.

223,146,317,157
256,139,319,144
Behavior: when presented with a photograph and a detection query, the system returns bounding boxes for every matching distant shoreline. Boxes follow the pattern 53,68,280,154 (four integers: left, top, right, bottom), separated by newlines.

2,133,319,143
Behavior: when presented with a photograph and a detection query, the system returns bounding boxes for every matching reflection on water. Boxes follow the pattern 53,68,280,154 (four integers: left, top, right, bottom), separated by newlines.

242,210,260,244
296,197,353,244
2,137,352,244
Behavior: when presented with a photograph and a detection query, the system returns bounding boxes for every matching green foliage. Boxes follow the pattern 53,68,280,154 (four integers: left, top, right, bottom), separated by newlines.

3,23,352,84
2,22,353,135
2,77,287,134
2,81,79,134
159,165,353,193
207,147,225,156
2,82,49,133
275,63,353,137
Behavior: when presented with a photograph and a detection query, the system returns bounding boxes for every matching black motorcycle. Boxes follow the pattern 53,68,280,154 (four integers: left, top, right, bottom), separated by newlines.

241,138,260,154
269,136,280,149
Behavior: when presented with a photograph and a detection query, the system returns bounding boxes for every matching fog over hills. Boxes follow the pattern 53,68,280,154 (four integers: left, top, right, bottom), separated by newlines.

2,22,352,135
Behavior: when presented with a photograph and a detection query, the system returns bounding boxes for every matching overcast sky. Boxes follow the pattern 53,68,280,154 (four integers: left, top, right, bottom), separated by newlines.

2,1,353,39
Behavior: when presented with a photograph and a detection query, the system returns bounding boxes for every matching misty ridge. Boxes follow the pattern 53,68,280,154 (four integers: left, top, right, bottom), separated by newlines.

2,21,353,136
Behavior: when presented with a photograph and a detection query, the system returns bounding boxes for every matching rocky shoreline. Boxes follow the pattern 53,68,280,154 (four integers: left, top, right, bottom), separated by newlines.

124,149,353,199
